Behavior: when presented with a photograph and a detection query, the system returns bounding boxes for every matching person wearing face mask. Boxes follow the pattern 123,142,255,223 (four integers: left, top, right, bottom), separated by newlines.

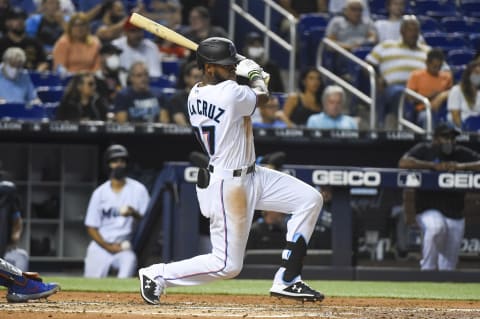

242,32,285,93
0,47,41,105
84,144,150,278
399,122,480,271
0,7,49,72
447,60,480,128
95,42,125,107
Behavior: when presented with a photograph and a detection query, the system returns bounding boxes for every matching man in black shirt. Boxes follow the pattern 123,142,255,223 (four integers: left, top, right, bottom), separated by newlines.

399,123,480,270
0,7,48,71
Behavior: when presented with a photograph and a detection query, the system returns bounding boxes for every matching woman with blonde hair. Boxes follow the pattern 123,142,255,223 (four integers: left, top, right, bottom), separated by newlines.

52,12,101,74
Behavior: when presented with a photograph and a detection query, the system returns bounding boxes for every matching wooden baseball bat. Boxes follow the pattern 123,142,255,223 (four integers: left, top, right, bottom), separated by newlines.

129,13,199,51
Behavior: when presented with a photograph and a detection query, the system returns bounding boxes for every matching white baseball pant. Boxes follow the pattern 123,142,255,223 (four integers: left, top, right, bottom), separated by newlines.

84,241,137,278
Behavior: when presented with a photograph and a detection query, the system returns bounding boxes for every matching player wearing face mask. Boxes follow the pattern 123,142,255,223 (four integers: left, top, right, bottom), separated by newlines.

0,47,41,105
95,43,126,107
399,123,480,270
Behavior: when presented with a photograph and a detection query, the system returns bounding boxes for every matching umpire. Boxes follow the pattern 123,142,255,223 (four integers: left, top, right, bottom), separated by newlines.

399,123,480,270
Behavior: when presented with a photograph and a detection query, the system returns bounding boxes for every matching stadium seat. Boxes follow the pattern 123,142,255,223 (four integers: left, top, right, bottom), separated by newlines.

412,0,457,20
459,0,480,18
299,26,325,69
352,45,373,60
369,0,388,15
451,64,466,82
36,86,65,104
149,75,175,89
446,49,476,67
441,17,480,38
161,60,181,77
0,102,46,120
423,32,470,52
297,13,330,35
463,115,480,132
270,92,288,109
28,71,62,87
469,33,480,52
417,15,443,33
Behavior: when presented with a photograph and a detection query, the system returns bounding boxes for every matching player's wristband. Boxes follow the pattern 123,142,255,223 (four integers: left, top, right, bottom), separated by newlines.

248,70,262,81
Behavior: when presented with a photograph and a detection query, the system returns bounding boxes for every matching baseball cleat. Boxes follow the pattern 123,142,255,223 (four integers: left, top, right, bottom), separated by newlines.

270,281,324,302
6,275,60,303
139,267,164,305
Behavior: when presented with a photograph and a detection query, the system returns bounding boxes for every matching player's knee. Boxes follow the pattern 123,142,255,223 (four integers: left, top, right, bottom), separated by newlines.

222,263,243,279
425,224,446,238
306,190,323,219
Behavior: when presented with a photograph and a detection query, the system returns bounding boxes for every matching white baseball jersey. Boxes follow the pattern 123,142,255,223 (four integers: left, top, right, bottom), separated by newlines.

188,80,257,169
84,177,150,243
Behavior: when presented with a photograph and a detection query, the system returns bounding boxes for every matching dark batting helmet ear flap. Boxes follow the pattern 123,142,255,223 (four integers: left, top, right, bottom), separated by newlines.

196,37,244,70
104,144,129,166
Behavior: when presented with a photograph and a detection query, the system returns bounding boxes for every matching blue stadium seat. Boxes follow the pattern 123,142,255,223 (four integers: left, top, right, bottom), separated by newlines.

352,45,373,60
469,33,480,51
149,75,175,89
417,15,443,33
369,0,388,15
0,102,46,120
463,115,480,132
451,64,466,82
412,0,457,20
459,0,480,18
446,49,476,67
161,60,181,77
29,71,62,87
270,92,288,109
441,16,480,38
36,86,65,103
299,27,325,69
297,13,330,35
423,32,470,52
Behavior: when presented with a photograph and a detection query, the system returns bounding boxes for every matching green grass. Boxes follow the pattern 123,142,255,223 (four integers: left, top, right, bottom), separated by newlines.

43,277,480,300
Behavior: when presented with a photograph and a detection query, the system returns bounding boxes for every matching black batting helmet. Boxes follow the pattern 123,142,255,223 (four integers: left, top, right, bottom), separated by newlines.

104,144,129,164
196,37,243,70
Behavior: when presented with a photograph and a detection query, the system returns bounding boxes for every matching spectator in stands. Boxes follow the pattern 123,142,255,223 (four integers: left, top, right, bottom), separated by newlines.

366,15,430,129
447,60,480,128
398,123,480,271
241,32,285,93
0,170,29,272
84,144,150,278
306,85,358,130
112,19,163,78
181,6,228,59
93,0,140,44
327,0,371,20
33,0,76,15
146,0,182,30
95,42,125,107
25,0,67,54
406,48,453,128
169,60,201,126
55,71,109,121
113,61,169,123
325,0,378,52
278,67,324,127
253,95,288,129
52,12,102,74
0,7,49,72
0,47,40,105
374,0,406,43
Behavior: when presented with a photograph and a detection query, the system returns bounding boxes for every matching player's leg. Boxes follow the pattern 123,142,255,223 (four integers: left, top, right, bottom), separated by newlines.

139,175,257,304
84,241,113,278
4,248,29,272
0,258,59,302
111,250,137,278
254,166,323,301
438,217,465,270
416,209,447,270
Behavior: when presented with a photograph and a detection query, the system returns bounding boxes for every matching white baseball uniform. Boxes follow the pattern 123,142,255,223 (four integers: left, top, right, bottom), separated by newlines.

144,80,323,287
84,177,150,278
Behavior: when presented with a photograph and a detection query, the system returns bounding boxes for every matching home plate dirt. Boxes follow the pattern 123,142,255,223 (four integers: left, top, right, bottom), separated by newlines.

0,292,479,319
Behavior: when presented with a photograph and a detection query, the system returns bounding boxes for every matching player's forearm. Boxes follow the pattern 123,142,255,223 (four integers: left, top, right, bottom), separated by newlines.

456,161,480,171
399,157,434,170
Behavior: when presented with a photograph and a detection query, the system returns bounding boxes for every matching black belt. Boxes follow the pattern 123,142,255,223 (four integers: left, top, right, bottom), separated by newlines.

208,163,255,177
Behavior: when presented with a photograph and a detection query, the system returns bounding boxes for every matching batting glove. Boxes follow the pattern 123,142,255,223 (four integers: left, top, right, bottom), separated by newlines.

236,59,263,81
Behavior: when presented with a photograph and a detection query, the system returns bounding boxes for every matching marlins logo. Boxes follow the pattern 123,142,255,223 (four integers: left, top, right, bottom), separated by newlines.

397,172,422,187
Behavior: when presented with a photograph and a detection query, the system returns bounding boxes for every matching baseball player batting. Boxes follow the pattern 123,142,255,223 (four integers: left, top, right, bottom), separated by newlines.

139,37,324,304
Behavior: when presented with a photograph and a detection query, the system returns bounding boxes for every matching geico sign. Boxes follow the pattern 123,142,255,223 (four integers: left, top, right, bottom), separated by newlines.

184,166,199,183
312,170,381,186
438,173,480,189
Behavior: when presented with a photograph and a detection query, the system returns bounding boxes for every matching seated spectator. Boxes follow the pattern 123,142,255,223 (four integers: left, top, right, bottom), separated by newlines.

366,15,430,129
241,32,285,93
253,95,288,129
52,12,102,74
374,0,406,43
33,0,76,14
25,0,68,54
112,20,163,78
169,60,201,126
0,47,40,105
181,6,228,60
278,67,324,127
93,0,131,43
406,48,453,128
55,71,108,121
113,61,169,123
328,0,370,20
306,85,358,130
0,7,49,72
447,60,480,128
95,42,125,107
398,123,480,270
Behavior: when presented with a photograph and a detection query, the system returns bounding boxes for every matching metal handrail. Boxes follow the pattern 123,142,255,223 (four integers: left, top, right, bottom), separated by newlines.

316,38,377,130
398,88,432,134
228,0,297,92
